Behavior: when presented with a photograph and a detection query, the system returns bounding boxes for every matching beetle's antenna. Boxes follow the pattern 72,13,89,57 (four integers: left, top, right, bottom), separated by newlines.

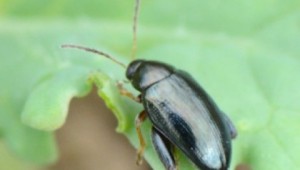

62,44,127,69
131,0,140,60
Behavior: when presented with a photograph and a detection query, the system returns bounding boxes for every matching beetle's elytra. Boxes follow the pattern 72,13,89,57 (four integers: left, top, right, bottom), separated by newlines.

62,0,237,169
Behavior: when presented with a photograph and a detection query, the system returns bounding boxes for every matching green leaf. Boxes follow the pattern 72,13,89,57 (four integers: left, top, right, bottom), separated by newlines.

0,142,39,170
22,67,93,130
1,0,300,170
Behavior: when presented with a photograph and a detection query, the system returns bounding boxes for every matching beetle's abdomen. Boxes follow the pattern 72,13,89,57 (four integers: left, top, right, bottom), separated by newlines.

143,73,231,170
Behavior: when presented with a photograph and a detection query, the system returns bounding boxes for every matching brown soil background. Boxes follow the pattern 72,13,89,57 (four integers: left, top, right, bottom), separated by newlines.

47,89,150,170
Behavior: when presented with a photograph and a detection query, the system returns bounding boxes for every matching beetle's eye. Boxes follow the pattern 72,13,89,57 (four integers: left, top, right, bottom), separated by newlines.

126,60,144,80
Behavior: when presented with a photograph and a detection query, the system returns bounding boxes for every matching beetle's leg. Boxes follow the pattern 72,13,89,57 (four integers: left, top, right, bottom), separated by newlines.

117,81,141,103
152,127,177,170
221,111,237,139
135,110,147,165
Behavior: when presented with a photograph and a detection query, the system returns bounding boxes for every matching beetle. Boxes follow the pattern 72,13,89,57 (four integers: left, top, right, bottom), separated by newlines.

126,60,237,170
62,0,237,169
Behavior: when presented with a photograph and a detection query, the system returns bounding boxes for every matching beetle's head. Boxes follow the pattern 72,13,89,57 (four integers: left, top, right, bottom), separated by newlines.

126,59,174,91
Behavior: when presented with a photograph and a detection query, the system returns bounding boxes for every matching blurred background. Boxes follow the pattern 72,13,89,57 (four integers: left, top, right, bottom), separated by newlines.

47,89,150,170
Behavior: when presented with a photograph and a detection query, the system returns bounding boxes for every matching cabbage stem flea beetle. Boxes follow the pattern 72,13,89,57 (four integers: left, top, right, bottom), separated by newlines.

62,0,237,169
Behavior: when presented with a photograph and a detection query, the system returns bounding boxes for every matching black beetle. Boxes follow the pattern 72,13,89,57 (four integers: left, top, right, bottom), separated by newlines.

62,0,237,169
126,59,237,170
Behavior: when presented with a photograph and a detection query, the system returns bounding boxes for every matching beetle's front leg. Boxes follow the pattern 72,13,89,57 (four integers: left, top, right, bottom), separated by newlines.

117,81,141,103
135,110,148,165
152,127,177,170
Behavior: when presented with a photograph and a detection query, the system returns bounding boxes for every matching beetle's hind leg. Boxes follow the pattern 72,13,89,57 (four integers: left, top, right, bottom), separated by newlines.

135,110,148,165
152,127,177,170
